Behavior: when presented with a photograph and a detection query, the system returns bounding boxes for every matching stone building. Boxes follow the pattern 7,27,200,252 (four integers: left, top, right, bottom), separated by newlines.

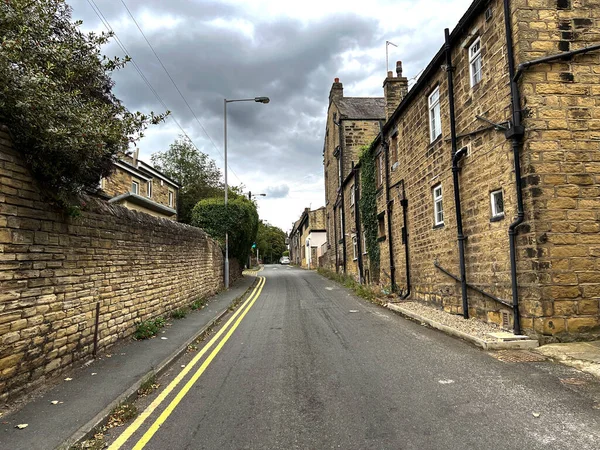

330,0,600,342
321,78,385,275
100,149,179,220
289,207,327,269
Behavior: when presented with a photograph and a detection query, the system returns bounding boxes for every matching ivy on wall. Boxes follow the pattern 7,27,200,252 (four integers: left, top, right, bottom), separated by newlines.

358,143,380,283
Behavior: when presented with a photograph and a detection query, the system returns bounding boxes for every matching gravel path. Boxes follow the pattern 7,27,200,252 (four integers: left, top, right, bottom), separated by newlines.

387,300,504,342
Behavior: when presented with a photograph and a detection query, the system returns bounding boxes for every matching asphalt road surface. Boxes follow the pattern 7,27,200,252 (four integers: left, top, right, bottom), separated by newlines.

108,265,600,450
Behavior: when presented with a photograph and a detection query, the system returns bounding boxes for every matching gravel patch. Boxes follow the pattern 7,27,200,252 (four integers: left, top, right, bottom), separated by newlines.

387,300,504,342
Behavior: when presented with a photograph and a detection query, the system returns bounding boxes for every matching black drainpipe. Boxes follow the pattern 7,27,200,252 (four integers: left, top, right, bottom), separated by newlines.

397,180,411,300
353,163,364,283
445,28,469,319
503,0,525,335
382,136,396,292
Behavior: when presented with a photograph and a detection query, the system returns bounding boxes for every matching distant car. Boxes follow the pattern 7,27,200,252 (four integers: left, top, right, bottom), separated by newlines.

280,256,290,265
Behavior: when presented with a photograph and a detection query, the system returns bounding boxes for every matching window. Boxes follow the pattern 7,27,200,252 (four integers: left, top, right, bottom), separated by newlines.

390,134,398,166
362,231,368,254
352,235,358,260
491,189,504,219
168,190,174,207
428,87,441,142
469,38,482,87
350,184,355,206
378,214,385,238
433,184,444,226
147,180,152,198
377,153,384,187
339,210,344,239
131,180,139,195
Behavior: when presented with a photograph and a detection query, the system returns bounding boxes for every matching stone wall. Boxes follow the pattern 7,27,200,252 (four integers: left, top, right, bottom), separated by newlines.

0,127,239,400
511,0,600,338
368,0,600,341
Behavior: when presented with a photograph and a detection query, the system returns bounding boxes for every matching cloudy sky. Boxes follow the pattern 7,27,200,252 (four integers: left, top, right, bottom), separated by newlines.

70,0,473,232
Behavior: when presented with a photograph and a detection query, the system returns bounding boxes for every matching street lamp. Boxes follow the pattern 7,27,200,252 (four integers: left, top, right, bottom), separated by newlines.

224,96,270,289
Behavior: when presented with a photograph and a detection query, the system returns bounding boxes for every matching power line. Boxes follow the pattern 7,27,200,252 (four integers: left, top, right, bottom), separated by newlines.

119,0,243,185
86,0,242,185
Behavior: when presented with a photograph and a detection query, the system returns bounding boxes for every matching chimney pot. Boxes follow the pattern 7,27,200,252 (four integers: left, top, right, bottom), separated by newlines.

387,71,393,78
396,61,403,77
334,77,339,83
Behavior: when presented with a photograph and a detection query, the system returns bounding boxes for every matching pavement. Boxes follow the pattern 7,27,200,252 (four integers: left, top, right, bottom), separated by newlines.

0,274,257,450
536,341,600,380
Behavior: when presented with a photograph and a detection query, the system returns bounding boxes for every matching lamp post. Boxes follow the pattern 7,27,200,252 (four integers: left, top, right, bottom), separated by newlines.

224,96,270,289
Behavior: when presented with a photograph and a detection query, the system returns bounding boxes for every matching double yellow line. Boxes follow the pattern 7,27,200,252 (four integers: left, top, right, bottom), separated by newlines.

109,276,266,450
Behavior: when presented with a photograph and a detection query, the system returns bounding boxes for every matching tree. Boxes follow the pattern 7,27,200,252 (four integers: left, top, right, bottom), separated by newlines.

0,0,167,205
191,197,258,264
151,136,222,223
256,222,287,264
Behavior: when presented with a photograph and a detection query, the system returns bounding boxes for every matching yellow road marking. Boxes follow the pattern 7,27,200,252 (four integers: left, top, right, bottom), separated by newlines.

133,276,267,449
109,277,265,450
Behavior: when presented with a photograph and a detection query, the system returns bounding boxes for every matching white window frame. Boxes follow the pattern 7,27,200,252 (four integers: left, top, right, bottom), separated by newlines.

168,190,174,207
433,184,444,226
490,189,504,218
469,37,482,87
428,87,441,142
131,180,139,195
352,235,358,260
350,183,355,206
147,180,152,198
339,210,343,239
362,231,368,255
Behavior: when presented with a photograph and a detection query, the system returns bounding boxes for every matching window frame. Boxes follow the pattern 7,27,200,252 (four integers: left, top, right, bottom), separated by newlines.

433,184,444,227
490,189,505,219
428,86,441,142
147,180,152,198
469,37,482,87
362,230,368,254
350,183,355,206
352,235,358,261
168,190,174,207
131,180,139,195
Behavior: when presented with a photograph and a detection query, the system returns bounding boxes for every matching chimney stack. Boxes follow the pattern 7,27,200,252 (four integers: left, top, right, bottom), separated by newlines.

133,148,139,166
329,77,344,105
383,61,408,121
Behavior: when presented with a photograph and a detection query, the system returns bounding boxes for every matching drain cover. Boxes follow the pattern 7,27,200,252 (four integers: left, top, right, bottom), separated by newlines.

489,350,547,363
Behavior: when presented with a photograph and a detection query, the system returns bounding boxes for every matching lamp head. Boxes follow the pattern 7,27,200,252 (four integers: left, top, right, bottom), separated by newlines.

254,96,270,104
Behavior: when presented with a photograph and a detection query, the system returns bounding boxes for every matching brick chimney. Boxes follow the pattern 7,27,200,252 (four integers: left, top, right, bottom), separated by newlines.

383,61,408,121
329,77,343,105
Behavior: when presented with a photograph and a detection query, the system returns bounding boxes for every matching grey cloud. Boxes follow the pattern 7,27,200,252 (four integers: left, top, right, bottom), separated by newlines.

264,184,290,199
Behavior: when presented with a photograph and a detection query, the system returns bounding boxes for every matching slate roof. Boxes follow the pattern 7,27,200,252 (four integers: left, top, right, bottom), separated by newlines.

336,97,385,120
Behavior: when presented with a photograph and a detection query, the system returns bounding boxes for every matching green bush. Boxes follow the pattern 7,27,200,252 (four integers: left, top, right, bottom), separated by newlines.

191,197,259,264
358,144,380,283
170,308,188,320
190,298,206,310
133,317,166,340
317,267,377,302
0,1,167,206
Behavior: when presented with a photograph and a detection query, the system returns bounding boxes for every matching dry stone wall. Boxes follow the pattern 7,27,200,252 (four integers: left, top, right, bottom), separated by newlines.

0,126,238,400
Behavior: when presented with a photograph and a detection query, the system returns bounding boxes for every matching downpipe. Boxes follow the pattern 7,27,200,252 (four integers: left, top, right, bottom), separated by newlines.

445,28,469,319
396,180,411,301
504,0,525,335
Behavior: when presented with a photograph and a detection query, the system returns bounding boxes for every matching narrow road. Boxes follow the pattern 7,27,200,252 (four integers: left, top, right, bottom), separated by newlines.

109,266,600,450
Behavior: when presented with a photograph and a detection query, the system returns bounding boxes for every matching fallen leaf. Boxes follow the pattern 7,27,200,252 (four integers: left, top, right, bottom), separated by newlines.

64,378,72,381
15,424,28,429
105,354,112,358
532,412,540,418
50,400,59,405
